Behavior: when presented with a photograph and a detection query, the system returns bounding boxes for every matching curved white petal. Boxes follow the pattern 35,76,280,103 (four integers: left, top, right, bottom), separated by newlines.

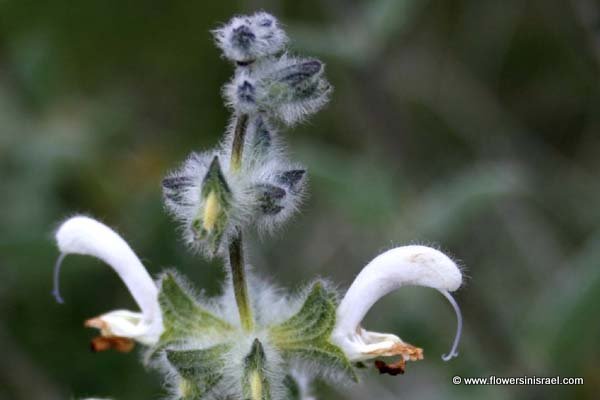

54,216,163,344
332,245,463,362
85,310,159,345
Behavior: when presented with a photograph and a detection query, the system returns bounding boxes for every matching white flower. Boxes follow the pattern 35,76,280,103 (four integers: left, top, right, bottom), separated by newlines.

331,245,463,368
54,216,163,347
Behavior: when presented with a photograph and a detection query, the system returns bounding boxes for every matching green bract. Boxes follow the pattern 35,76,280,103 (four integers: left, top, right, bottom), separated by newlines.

167,344,231,399
269,283,357,382
158,273,233,346
152,275,354,400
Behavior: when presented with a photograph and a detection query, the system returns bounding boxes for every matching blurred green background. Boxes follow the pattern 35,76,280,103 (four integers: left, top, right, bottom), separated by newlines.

1,0,599,399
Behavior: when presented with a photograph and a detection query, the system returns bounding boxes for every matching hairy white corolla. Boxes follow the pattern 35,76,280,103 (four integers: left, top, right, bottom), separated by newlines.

331,245,463,365
53,216,163,347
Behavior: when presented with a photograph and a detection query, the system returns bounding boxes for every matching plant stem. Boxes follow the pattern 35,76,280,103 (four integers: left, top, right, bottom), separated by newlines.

228,113,254,331
229,230,254,331
230,113,249,172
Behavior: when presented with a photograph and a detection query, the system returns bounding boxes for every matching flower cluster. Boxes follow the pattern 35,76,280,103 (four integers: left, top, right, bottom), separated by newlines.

162,12,330,257
162,115,306,257
52,12,464,400
223,55,331,125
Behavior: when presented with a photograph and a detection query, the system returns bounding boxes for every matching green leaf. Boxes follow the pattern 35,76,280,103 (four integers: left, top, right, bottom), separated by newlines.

166,343,231,398
269,282,357,381
157,273,232,349
242,339,272,400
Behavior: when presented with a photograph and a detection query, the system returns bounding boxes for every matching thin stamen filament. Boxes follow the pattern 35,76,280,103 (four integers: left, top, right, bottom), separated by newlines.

439,289,462,361
52,253,67,304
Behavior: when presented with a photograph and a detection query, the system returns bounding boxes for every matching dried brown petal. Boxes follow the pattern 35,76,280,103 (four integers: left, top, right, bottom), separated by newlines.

374,359,406,376
366,340,424,361
90,336,135,353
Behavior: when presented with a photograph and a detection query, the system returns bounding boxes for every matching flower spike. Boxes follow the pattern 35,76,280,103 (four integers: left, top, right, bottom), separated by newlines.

50,11,464,398
331,245,463,366
54,216,163,346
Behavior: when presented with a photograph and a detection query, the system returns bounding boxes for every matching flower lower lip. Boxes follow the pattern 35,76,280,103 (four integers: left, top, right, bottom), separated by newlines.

332,246,464,364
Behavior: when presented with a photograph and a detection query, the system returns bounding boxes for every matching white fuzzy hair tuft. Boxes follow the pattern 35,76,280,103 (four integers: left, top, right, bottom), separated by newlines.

212,12,288,63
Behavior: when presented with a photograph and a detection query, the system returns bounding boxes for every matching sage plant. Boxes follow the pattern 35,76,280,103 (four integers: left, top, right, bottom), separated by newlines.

53,12,463,400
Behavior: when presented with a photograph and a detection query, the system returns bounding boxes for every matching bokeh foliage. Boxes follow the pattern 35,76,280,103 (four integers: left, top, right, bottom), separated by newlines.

1,0,599,399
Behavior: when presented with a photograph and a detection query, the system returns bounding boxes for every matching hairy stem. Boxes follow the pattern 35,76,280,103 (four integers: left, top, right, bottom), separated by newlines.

229,231,254,331
230,113,249,172
228,113,254,331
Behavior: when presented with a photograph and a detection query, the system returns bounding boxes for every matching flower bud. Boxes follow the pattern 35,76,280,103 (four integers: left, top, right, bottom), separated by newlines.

225,56,331,125
192,156,232,254
254,183,286,215
242,339,272,400
238,79,256,103
213,12,288,63
278,169,305,192
229,76,259,114
163,145,307,256
251,167,306,230
270,60,323,89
